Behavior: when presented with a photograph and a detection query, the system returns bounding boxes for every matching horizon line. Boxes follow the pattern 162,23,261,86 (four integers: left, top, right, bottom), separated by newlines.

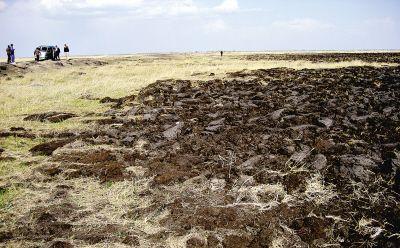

2,49,400,60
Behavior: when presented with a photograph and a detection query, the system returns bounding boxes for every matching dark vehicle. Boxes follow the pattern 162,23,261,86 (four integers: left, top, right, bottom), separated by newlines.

36,45,56,60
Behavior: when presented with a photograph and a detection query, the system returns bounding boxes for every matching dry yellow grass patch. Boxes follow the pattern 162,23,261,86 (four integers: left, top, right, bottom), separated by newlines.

69,178,139,226
304,173,337,205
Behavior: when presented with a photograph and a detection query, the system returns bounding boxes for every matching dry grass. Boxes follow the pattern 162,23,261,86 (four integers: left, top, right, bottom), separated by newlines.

69,178,139,226
0,185,20,209
235,183,290,210
0,136,45,154
0,159,30,179
0,137,46,177
0,137,47,211
304,173,337,205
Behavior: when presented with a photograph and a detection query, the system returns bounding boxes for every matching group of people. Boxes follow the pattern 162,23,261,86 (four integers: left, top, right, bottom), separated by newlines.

4,44,70,63
34,44,70,62
5,44,15,64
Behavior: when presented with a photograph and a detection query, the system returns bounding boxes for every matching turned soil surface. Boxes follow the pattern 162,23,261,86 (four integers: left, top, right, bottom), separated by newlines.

0,53,399,247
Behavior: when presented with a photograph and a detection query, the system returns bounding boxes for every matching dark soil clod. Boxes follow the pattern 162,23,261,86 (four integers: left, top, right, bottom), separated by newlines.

30,139,73,156
24,112,77,123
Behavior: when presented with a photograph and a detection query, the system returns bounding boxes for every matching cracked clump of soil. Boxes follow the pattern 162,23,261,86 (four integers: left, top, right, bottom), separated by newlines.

1,64,400,247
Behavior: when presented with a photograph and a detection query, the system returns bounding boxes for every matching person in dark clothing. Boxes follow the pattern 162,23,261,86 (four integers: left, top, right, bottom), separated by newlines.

50,47,56,61
220,51,223,57
10,44,15,64
54,46,61,60
64,44,70,60
6,45,11,63
47,47,53,60
34,48,41,62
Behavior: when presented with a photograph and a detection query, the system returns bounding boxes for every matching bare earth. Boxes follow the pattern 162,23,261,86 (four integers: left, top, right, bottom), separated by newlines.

0,52,399,247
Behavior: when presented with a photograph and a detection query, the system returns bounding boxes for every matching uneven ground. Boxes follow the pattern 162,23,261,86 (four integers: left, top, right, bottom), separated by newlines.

0,52,400,247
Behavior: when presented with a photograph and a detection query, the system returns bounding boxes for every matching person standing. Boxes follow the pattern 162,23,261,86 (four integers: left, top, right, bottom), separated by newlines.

51,47,56,61
34,47,41,62
64,44,70,60
6,45,11,64
10,44,15,64
220,51,223,57
55,46,61,60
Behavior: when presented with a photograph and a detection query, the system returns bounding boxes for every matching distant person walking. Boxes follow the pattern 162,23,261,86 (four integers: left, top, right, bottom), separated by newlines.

10,44,15,64
6,45,11,64
54,46,61,60
34,48,41,62
64,44,70,60
220,51,223,57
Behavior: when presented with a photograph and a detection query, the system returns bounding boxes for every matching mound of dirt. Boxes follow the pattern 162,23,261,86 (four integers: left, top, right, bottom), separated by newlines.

0,129,36,139
24,112,77,123
94,66,400,247
2,65,400,247
1,59,110,79
0,63,29,78
115,67,398,247
99,95,136,108
30,139,74,156
48,240,74,248
51,147,137,182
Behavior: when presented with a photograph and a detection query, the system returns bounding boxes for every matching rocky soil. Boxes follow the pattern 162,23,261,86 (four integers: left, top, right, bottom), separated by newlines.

0,59,109,80
242,52,400,63
0,57,400,247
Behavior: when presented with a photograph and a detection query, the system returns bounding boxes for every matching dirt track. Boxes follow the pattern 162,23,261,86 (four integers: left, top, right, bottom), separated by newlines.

0,54,400,247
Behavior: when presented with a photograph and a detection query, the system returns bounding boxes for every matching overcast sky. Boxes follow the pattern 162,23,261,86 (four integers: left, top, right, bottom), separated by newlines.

0,0,399,57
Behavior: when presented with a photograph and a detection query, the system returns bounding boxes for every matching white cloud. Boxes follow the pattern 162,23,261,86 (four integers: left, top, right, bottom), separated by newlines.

39,0,144,9
204,19,227,32
10,0,246,18
37,0,202,17
168,0,199,15
272,18,334,32
214,0,239,13
141,0,199,16
0,0,7,11
1,0,247,19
